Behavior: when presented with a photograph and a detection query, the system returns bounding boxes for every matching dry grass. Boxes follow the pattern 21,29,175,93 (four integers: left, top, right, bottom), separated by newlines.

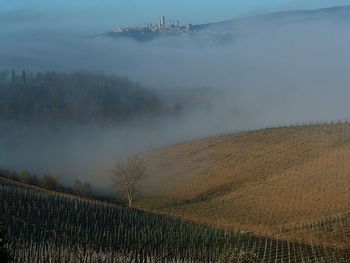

136,123,350,248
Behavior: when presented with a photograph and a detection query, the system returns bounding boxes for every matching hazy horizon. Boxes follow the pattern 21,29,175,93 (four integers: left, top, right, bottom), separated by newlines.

1,2,350,188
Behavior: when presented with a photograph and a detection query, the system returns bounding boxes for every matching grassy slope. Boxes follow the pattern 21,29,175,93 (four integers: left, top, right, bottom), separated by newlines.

136,123,350,248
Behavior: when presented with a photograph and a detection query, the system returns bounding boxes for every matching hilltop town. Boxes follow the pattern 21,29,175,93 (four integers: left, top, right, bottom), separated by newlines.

106,15,233,44
113,16,195,35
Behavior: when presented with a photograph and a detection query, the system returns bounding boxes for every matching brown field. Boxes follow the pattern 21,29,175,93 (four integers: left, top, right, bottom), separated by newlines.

136,123,350,249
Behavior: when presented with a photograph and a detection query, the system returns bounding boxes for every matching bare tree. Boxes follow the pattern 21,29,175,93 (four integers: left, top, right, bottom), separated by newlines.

111,155,146,207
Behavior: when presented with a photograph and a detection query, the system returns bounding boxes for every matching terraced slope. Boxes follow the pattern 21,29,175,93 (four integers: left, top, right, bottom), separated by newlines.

137,123,350,248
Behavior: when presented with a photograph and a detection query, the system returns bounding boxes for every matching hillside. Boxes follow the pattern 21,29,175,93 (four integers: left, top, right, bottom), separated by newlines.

0,177,235,262
202,5,350,29
137,123,350,249
104,5,350,43
5,176,348,262
2,176,350,262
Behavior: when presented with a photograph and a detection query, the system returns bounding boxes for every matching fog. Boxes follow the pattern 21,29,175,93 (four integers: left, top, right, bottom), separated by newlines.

1,7,350,189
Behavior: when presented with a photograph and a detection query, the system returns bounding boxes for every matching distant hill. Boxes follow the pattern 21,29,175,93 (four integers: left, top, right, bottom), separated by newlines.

137,123,350,249
199,5,350,29
102,5,350,43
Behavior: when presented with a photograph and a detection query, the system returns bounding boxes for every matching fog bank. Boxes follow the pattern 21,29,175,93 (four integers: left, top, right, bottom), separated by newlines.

1,9,350,188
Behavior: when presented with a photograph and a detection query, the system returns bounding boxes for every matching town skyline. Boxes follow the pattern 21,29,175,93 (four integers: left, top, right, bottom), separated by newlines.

114,16,194,34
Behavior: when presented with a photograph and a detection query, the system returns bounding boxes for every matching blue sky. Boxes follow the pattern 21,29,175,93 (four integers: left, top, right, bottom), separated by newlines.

2,0,350,34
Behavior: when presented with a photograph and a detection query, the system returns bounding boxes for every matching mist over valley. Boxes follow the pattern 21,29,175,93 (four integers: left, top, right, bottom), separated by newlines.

1,5,350,187
3,2,350,262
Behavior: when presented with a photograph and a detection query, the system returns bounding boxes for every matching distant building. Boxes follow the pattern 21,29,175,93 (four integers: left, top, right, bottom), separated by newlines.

113,28,125,33
159,16,165,27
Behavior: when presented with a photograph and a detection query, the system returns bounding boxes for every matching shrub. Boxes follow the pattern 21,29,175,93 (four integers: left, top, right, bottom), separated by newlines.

82,182,92,197
42,174,61,190
0,168,19,181
218,248,257,263
73,179,83,194
20,170,40,186
73,180,92,197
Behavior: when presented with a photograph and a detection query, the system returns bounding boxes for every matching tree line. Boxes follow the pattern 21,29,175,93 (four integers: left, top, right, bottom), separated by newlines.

0,71,162,124
0,155,147,208
0,168,92,198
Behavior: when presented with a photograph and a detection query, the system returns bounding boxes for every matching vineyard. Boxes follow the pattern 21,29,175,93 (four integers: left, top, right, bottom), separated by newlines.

3,123,350,262
2,176,350,262
138,122,350,251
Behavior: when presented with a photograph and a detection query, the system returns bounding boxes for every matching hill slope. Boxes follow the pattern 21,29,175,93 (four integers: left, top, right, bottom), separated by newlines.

4,176,348,262
201,5,350,29
3,176,350,262
137,123,350,248
0,177,236,262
